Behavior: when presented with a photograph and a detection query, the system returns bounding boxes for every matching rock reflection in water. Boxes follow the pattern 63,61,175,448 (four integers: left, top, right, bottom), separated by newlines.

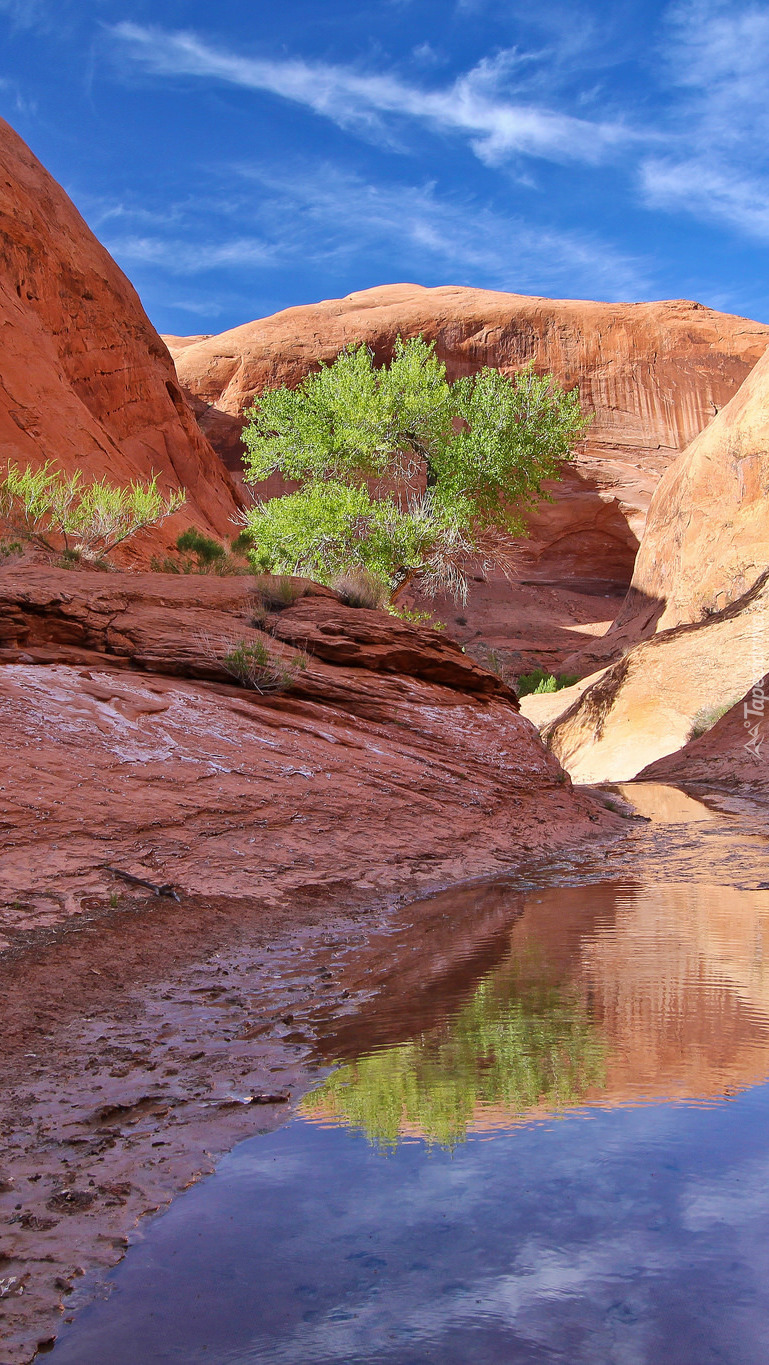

303,879,769,1147
47,873,769,1365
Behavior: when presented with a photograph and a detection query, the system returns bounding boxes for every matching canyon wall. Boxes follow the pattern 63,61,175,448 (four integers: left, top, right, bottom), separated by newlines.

543,572,769,784
0,119,241,557
166,283,769,582
616,344,769,633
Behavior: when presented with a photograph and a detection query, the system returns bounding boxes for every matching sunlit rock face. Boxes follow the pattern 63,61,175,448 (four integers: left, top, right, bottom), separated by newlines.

616,343,769,634
542,572,769,784
638,676,769,794
0,118,241,559
165,283,769,583
301,871,769,1149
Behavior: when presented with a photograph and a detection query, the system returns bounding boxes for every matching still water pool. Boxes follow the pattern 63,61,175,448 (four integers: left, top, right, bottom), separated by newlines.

49,814,769,1364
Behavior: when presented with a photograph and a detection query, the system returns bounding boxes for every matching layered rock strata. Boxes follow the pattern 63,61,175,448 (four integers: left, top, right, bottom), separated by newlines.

638,675,769,796
543,572,769,783
0,566,617,923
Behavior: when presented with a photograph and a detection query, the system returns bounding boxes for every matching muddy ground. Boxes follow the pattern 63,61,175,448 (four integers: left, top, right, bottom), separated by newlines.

2,788,769,1364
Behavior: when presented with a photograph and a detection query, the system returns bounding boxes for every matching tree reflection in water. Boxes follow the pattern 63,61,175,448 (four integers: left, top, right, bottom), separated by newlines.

301,964,607,1150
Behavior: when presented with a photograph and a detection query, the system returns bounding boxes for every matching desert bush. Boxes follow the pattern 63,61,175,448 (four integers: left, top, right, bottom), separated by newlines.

0,463,185,559
242,336,589,603
389,606,445,630
176,527,226,565
689,700,736,739
331,568,390,610
0,538,24,562
252,574,311,611
516,669,579,697
466,645,515,684
202,635,308,693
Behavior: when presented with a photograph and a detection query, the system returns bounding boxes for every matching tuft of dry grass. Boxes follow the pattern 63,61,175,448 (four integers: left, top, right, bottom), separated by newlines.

330,569,390,610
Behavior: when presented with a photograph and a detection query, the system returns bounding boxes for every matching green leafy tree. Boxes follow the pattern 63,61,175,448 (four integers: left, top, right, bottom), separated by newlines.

0,463,186,560
242,336,589,600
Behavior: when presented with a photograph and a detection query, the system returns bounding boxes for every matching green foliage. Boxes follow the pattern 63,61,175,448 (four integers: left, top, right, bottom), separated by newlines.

301,973,606,1151
0,538,24,562
517,669,579,697
242,338,589,601
689,699,736,739
218,637,308,693
176,527,226,565
389,606,445,629
0,462,185,559
246,481,440,588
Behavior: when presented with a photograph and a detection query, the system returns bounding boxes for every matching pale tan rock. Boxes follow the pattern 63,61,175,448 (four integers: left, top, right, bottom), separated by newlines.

543,573,769,783
617,344,769,633
638,675,769,796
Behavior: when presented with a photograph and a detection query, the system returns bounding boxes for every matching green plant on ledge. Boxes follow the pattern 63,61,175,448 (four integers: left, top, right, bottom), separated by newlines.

516,669,579,697
0,462,185,561
217,637,308,693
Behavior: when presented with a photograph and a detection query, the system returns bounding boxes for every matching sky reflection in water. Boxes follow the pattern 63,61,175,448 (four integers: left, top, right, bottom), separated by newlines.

50,874,769,1364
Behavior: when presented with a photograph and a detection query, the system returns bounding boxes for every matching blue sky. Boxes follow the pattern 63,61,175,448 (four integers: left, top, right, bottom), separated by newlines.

2,0,769,335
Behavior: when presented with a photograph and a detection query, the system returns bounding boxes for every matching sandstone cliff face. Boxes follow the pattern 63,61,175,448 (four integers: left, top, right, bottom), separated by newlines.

614,344,769,635
542,573,769,783
165,283,769,581
638,676,769,795
0,119,241,556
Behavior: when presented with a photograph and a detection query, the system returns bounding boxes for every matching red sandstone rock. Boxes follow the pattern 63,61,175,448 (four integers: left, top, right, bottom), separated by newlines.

165,284,769,580
615,344,769,634
0,119,242,560
0,565,617,918
564,343,769,677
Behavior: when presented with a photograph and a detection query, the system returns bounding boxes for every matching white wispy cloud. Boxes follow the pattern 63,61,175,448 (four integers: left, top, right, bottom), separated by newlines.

641,158,769,242
639,0,769,241
0,0,47,25
108,22,635,169
236,163,650,299
93,163,650,302
104,234,276,274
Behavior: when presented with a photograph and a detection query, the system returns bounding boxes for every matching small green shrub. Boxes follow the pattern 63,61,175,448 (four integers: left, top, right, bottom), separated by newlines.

150,554,185,574
480,647,513,682
389,606,446,630
0,538,24,562
0,462,185,558
220,637,308,693
331,569,390,610
689,700,735,739
176,527,227,565
58,546,113,571
467,644,514,682
516,669,579,697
